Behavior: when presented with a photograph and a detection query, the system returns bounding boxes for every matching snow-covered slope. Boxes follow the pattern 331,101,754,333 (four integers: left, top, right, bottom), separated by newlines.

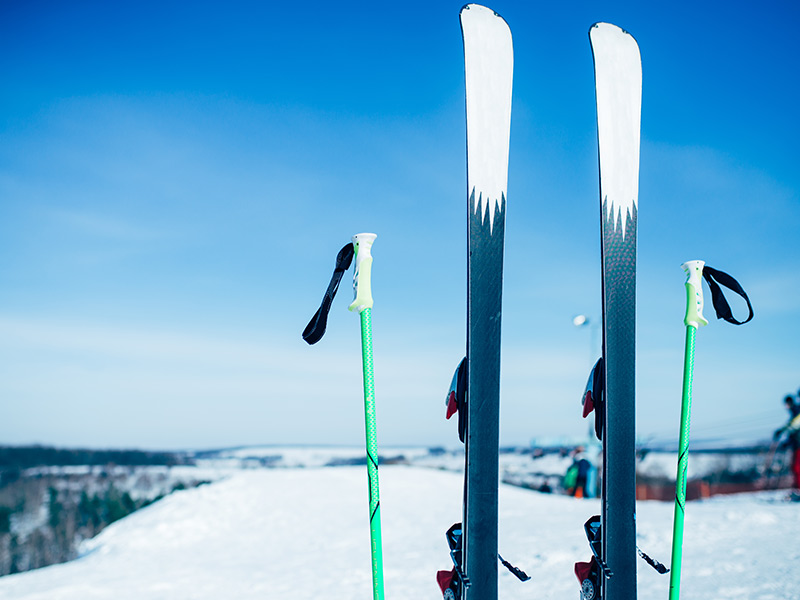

0,466,796,599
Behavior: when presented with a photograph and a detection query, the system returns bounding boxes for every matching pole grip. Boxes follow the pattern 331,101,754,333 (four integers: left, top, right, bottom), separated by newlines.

349,233,377,313
681,260,708,329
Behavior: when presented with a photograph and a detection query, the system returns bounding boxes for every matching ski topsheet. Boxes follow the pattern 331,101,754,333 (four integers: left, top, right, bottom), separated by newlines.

590,22,641,600
461,5,512,600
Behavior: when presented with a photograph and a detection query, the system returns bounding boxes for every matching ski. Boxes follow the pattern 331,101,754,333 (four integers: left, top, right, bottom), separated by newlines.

589,22,642,600
449,5,513,600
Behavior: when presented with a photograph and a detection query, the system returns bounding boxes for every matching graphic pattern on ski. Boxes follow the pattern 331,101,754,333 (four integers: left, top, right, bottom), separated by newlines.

460,5,512,600
590,21,641,600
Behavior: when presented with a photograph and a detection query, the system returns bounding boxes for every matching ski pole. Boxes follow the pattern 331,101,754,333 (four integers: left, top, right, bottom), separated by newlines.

348,232,385,600
668,260,708,600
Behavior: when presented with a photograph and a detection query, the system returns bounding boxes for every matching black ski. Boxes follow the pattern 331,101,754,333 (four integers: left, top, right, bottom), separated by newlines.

462,6,512,600
436,5,514,600
586,22,642,600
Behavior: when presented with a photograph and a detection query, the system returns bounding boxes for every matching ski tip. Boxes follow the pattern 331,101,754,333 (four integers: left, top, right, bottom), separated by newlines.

460,3,510,28
589,21,640,47
590,21,630,36
461,3,491,15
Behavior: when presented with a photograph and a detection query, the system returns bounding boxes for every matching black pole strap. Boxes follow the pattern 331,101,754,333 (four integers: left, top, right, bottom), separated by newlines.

302,243,354,345
637,546,669,574
499,554,531,581
701,265,754,325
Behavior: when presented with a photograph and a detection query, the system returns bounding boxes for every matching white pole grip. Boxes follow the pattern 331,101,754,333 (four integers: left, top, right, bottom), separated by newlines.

349,233,377,313
681,260,708,329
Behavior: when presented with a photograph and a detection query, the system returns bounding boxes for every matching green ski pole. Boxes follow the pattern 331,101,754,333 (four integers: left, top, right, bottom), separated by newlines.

668,260,708,600
348,232,385,600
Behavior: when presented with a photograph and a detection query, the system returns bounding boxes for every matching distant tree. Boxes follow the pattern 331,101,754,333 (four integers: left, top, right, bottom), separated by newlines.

104,486,134,524
48,487,62,529
0,507,11,534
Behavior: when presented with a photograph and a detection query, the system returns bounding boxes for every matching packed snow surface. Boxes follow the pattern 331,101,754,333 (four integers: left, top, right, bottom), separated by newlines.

0,465,797,599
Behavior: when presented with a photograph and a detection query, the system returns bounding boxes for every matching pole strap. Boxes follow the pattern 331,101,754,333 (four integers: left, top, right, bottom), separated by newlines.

701,266,753,325
302,243,355,345
499,554,531,582
637,546,669,574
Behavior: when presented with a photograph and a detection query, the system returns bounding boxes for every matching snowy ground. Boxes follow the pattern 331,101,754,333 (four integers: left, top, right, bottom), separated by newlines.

199,444,788,493
0,465,796,600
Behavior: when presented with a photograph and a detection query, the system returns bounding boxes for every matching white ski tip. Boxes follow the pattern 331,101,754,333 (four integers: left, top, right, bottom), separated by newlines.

461,3,513,235
590,21,638,43
460,4,508,24
590,21,641,240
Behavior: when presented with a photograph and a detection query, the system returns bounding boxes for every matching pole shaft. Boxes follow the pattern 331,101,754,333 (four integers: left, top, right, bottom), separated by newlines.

359,307,384,600
669,325,697,600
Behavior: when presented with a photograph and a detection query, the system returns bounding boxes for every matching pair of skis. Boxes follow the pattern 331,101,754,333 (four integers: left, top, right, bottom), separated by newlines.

302,6,752,600
440,7,643,600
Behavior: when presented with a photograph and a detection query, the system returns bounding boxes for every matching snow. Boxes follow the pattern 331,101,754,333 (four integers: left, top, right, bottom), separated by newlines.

0,459,797,600
205,445,433,468
637,450,773,482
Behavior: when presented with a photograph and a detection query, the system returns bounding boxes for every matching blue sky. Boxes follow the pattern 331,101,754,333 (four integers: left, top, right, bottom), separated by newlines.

1,0,798,450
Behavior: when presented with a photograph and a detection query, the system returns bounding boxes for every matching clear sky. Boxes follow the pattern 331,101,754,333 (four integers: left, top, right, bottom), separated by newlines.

1,0,798,450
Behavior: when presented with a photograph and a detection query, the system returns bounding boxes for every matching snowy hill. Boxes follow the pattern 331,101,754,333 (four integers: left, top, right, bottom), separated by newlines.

199,444,790,495
0,465,796,599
